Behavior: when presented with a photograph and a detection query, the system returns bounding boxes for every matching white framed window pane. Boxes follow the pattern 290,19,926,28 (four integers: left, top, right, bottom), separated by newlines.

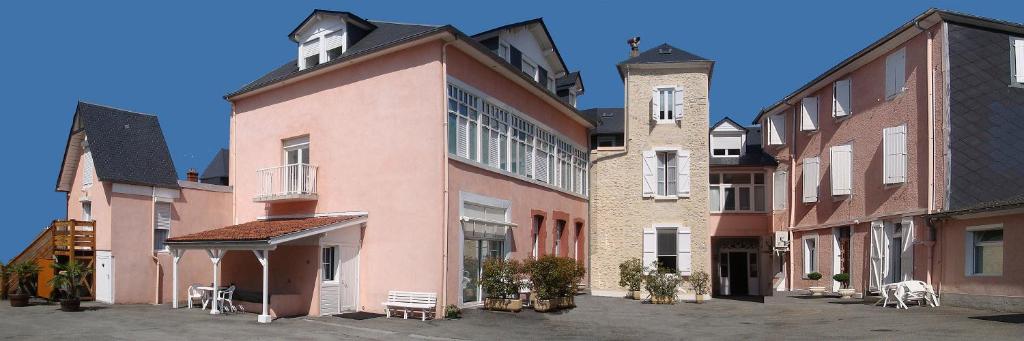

754,185,766,212
709,186,721,212
656,228,678,271
723,188,736,211
739,187,751,211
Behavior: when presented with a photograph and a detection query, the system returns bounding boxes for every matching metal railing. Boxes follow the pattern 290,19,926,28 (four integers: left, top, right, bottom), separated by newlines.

255,163,318,201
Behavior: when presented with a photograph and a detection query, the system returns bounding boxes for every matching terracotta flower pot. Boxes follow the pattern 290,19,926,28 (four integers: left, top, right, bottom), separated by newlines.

533,299,555,312
60,298,81,312
484,298,523,312
808,286,827,296
9,293,29,307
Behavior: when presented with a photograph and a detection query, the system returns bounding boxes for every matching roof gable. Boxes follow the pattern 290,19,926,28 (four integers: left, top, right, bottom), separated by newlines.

200,148,229,182
56,102,179,191
288,10,376,42
619,43,709,65
473,18,569,77
710,117,747,133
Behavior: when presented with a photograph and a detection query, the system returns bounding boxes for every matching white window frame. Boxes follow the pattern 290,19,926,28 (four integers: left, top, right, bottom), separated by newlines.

800,96,818,131
498,41,511,63
297,24,347,70
654,87,676,123
803,235,818,276
322,245,338,282
547,76,557,93
965,224,1003,277
554,221,564,256
655,150,678,198
885,48,907,99
521,56,539,82
709,172,767,213
772,170,788,210
1011,37,1024,86
832,78,852,118
710,132,743,157
153,201,171,253
655,225,678,273
766,113,786,146
82,201,92,221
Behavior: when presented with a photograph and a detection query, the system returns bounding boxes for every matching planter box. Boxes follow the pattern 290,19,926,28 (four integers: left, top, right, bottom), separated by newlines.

808,286,826,296
837,288,856,299
629,290,642,300
650,295,675,304
555,296,575,309
484,298,522,312
533,299,555,312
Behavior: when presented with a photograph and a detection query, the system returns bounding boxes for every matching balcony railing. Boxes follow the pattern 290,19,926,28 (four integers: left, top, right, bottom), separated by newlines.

254,163,318,202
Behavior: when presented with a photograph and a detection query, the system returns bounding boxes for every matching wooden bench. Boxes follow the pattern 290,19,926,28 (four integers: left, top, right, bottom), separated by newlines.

381,291,437,321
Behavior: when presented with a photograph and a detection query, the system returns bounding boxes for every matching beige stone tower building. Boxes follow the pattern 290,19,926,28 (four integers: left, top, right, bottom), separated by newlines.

588,41,713,297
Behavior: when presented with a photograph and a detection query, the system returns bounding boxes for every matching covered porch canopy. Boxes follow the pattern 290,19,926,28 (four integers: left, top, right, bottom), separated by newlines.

165,214,367,323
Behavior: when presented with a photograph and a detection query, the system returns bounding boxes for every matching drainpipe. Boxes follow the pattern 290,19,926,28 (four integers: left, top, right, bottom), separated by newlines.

916,19,937,285
440,38,455,312
783,101,797,292
152,254,161,304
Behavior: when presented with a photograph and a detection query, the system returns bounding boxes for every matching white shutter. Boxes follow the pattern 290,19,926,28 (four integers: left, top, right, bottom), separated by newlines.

869,221,885,292
155,202,171,231
768,114,785,145
642,227,656,268
800,97,818,131
833,79,851,117
641,150,656,198
802,157,819,203
82,148,94,186
900,217,915,281
676,150,691,198
830,145,853,196
1014,38,1024,83
301,39,320,58
773,171,787,210
677,227,692,275
673,87,684,121
324,31,344,52
883,125,908,184
456,118,468,157
886,48,906,97
651,88,661,121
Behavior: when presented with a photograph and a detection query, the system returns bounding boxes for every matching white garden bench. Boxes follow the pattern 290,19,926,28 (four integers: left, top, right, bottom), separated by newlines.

381,291,437,321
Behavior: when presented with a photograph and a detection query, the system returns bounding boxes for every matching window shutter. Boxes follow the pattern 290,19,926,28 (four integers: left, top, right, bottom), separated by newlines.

900,217,915,281
802,158,819,203
676,150,691,198
1015,38,1024,83
650,88,661,121
883,125,907,184
833,79,851,117
82,148,94,186
773,171,787,210
641,150,656,198
642,227,656,268
800,97,818,131
677,227,692,275
301,39,320,59
886,49,906,97
894,49,906,93
869,221,886,292
768,114,785,145
155,202,171,231
456,117,468,157
830,145,853,195
673,87,684,121
324,31,344,53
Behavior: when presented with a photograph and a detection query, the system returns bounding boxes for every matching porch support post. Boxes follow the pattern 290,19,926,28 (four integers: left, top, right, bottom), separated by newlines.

171,249,185,309
253,250,271,323
206,249,224,315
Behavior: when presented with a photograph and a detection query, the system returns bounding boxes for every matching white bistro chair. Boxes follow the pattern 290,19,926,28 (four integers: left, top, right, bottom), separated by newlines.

186,283,207,309
217,285,238,313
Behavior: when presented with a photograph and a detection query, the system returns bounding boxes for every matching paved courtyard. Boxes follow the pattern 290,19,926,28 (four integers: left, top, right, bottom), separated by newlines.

1,294,1021,340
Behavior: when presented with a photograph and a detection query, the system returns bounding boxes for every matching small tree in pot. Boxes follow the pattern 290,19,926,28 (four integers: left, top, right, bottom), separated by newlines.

618,258,644,300
480,258,524,312
6,261,41,307
689,271,711,304
833,273,854,299
524,256,585,312
49,259,92,312
643,261,683,304
806,272,826,296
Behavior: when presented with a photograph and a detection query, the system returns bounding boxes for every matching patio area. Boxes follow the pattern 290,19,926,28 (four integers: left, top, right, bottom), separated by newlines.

1,294,1021,340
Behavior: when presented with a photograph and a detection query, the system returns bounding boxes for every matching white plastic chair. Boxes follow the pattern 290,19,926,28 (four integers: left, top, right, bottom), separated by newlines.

878,283,902,308
186,283,207,309
217,285,237,313
902,281,940,308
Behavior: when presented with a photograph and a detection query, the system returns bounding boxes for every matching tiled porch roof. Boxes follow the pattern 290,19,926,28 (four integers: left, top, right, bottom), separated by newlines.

166,215,364,243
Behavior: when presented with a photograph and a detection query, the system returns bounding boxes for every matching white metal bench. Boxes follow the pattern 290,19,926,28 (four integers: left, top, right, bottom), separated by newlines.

381,291,437,321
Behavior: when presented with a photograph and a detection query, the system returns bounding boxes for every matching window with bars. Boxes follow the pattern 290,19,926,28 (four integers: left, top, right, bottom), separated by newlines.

446,83,589,196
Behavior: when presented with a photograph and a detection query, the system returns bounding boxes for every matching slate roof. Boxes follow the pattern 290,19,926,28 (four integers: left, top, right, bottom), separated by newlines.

57,102,179,191
165,215,365,243
580,108,624,135
226,21,445,98
471,17,569,75
618,43,710,66
200,148,229,183
287,10,376,42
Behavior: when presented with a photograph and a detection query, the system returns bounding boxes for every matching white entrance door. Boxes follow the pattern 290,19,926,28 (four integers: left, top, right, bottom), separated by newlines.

320,246,340,315
95,251,114,304
339,246,358,312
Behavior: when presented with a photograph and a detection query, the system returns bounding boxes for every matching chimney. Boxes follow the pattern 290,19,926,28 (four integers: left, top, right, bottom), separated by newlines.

627,36,641,57
186,168,199,182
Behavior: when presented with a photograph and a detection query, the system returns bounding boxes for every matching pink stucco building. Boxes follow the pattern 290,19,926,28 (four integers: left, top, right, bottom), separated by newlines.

756,9,1024,311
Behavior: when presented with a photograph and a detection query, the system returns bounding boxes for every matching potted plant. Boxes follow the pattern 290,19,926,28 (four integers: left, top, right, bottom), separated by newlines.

833,273,854,299
49,259,92,312
480,258,523,312
524,256,585,312
6,261,40,307
689,271,711,304
806,272,826,296
444,304,462,319
643,261,683,304
618,258,644,300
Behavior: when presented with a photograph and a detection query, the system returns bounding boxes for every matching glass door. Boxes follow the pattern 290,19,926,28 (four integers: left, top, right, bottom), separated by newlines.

462,239,504,303
284,144,310,193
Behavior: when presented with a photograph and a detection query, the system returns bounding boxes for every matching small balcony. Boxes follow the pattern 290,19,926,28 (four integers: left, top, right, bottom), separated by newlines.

254,164,319,203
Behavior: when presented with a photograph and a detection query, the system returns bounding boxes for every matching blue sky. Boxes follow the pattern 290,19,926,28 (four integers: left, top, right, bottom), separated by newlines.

1,1,1021,260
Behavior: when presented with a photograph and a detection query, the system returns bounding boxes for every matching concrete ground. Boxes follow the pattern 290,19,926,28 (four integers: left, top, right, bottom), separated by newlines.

1,294,1021,340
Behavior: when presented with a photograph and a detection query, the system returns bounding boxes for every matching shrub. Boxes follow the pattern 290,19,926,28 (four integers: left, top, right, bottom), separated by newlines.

807,272,823,281
49,259,93,300
6,261,41,296
444,304,462,319
618,258,644,292
524,256,585,300
643,261,683,302
832,273,850,289
689,270,711,296
480,258,523,299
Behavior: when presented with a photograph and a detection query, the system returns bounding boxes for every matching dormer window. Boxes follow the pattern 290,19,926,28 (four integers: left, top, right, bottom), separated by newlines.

711,133,743,157
301,39,321,69
325,31,345,60
295,21,348,70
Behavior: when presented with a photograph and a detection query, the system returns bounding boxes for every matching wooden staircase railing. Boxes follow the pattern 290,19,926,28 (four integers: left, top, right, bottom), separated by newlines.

8,220,96,300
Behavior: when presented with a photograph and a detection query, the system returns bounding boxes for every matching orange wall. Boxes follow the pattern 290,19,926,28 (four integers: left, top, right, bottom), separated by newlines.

935,213,1024,298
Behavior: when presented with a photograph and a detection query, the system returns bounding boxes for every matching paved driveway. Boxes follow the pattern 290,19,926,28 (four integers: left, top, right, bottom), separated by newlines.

1,295,1021,340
